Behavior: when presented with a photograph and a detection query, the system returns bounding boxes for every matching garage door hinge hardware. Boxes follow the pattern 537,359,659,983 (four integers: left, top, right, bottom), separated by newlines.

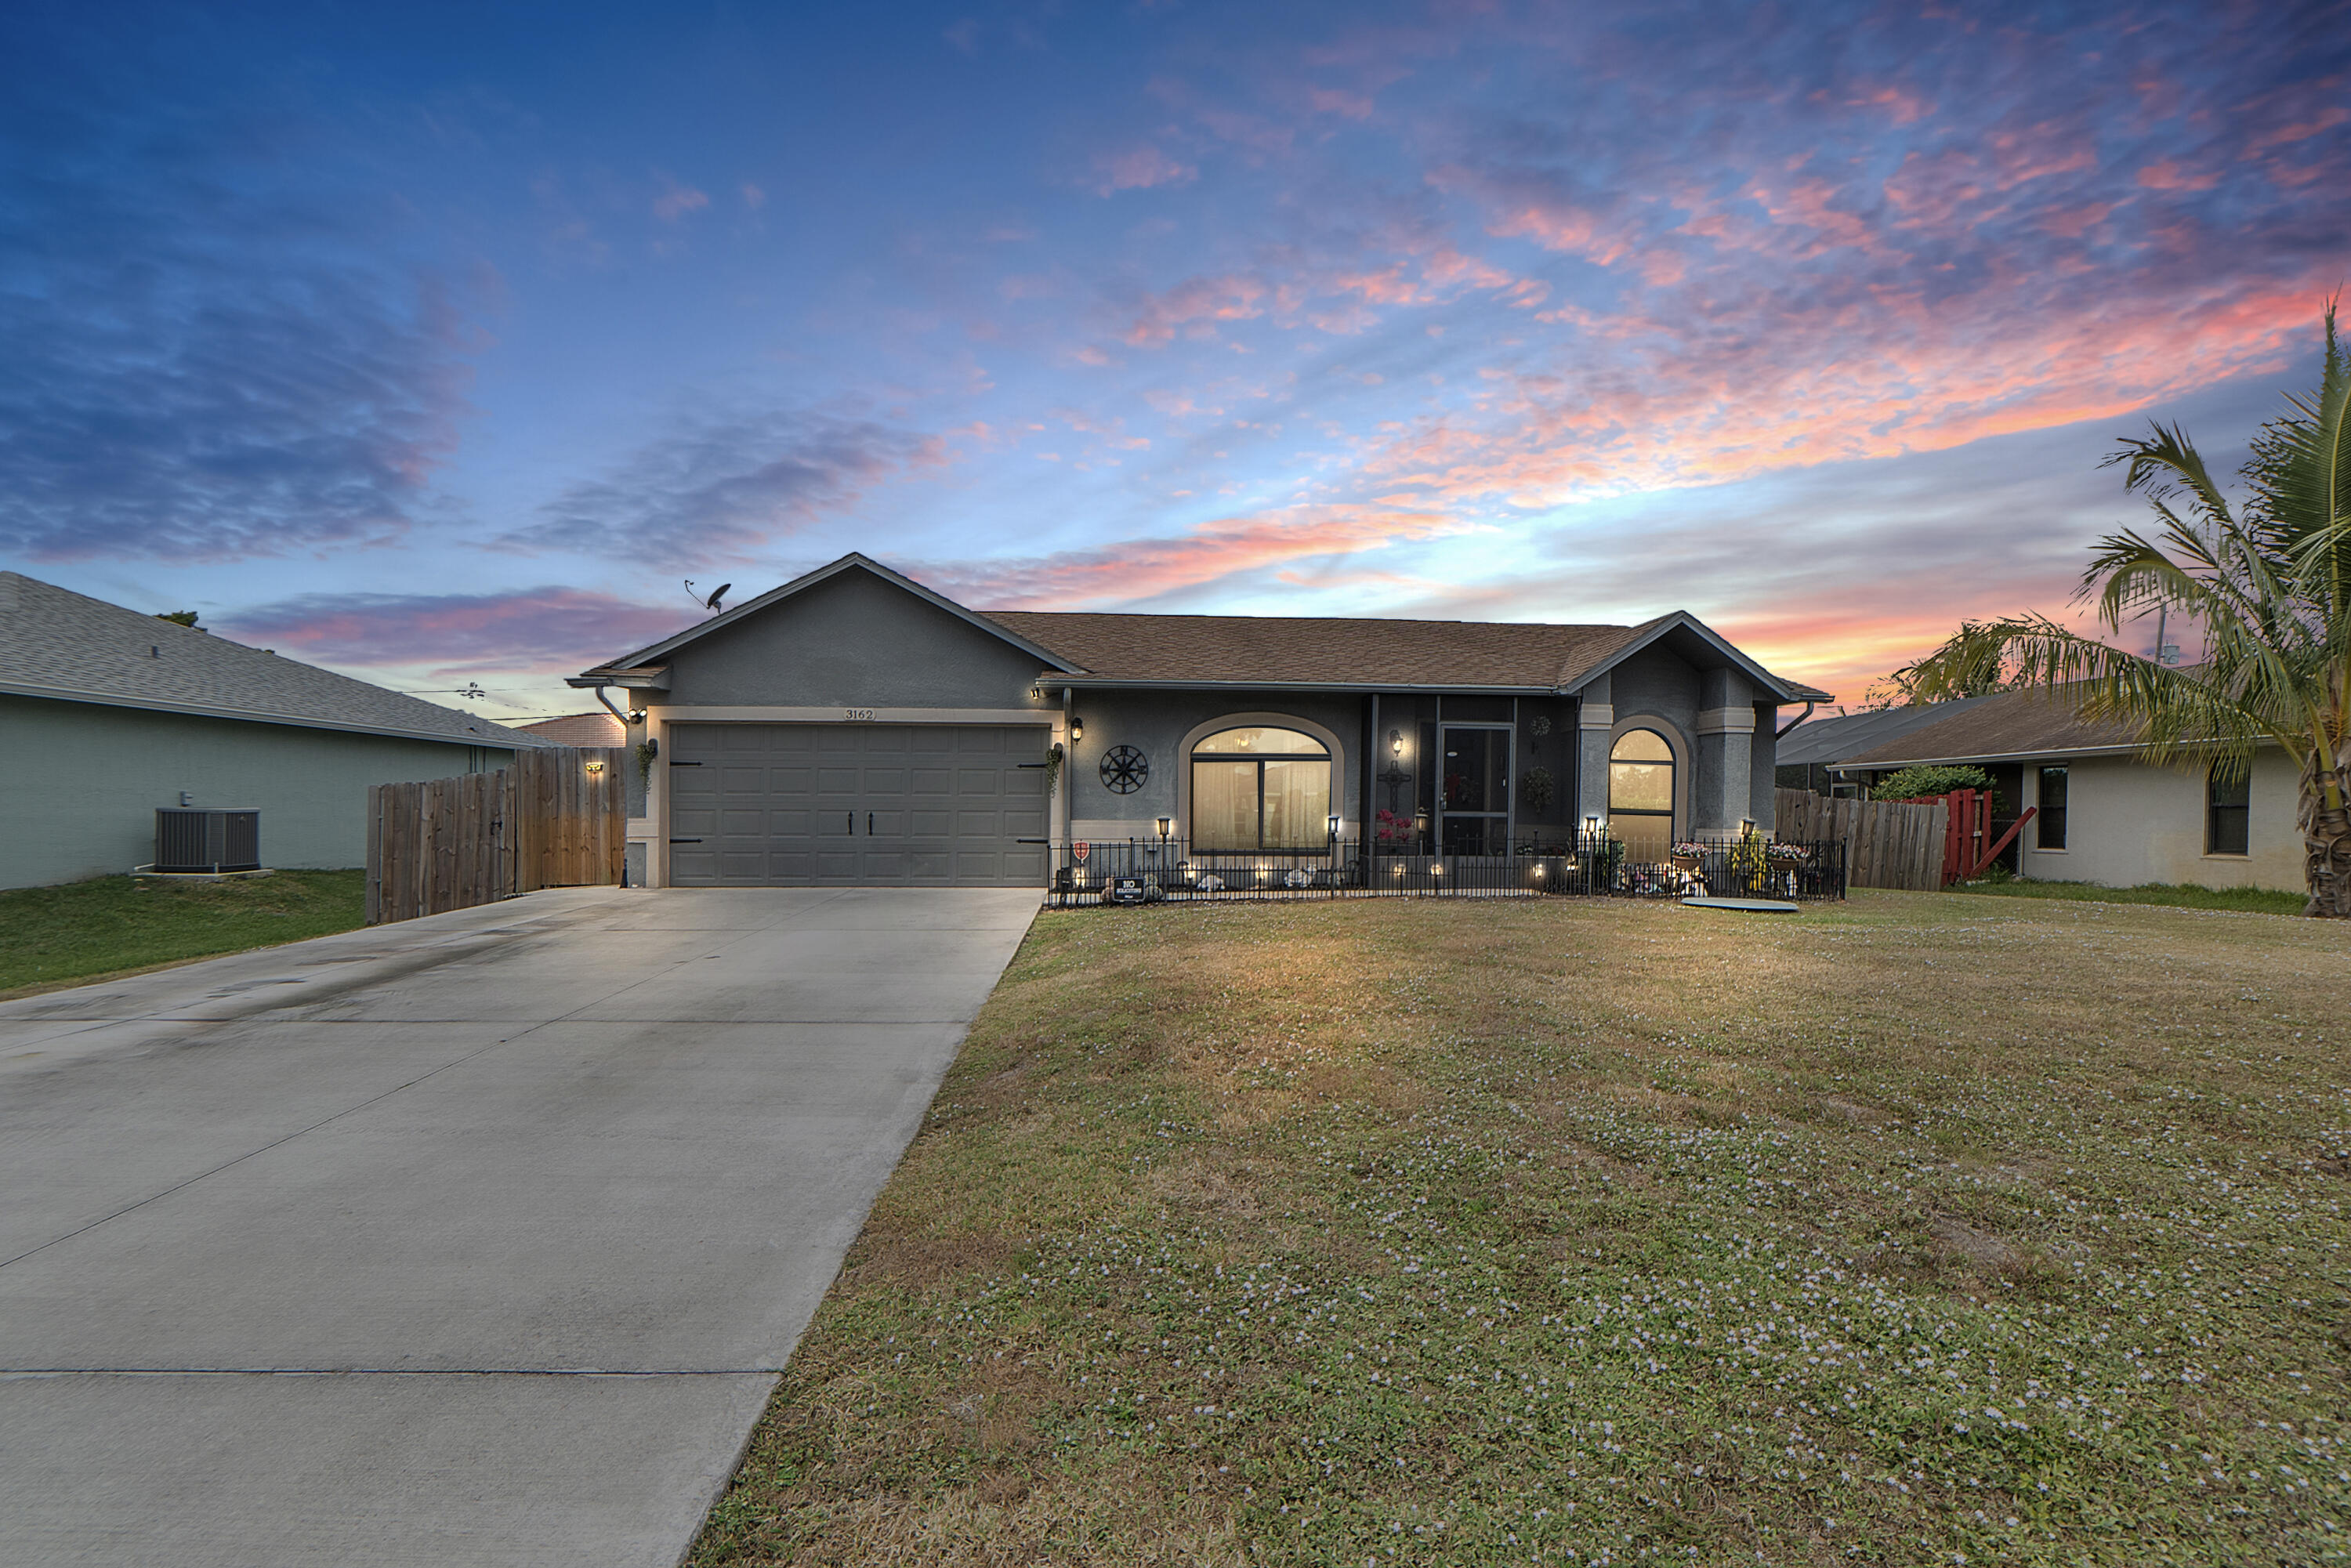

668,759,704,766
668,837,704,844
1017,838,1048,845
1016,762,1049,769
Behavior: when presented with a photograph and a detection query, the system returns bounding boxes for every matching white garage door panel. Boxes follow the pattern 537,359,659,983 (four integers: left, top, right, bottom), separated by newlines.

667,723,1048,887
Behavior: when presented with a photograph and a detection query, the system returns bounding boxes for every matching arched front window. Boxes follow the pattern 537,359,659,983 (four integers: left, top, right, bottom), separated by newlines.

1191,726,1331,850
1608,728,1676,861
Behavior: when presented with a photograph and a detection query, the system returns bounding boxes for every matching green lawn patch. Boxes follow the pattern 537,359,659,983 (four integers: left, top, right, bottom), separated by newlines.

693,890,2349,1567
0,869,368,995
1947,878,2307,916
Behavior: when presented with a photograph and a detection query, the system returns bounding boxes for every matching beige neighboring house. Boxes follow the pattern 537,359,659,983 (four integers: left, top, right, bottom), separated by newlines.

1832,687,2302,891
514,711,626,748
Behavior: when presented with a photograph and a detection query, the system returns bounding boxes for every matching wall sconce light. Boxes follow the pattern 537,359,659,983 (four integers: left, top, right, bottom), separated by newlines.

1585,813,1602,831
1389,728,1403,755
1070,715,1085,741
1739,817,1755,835
1155,816,1172,842
1431,860,1444,876
1413,807,1430,834
626,708,647,725
1326,812,1341,839
584,760,606,774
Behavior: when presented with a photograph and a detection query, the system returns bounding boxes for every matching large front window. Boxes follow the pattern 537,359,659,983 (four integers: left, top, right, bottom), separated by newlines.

1190,726,1331,850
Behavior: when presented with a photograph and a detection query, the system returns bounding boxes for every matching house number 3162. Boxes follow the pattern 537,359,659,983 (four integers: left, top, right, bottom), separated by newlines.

843,708,878,722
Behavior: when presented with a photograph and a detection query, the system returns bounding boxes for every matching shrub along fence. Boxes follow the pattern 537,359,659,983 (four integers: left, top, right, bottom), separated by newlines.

1049,831,1846,909
1773,788,1948,891
366,747,627,925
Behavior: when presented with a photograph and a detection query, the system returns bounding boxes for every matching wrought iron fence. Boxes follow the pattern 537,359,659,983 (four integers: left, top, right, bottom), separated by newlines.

1047,832,1845,908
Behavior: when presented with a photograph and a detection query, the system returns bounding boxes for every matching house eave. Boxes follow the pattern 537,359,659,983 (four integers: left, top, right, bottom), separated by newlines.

567,667,672,690
0,681,545,749
1044,676,1567,696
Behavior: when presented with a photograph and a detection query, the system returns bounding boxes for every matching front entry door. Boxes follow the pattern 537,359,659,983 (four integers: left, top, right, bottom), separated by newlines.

1439,726,1512,855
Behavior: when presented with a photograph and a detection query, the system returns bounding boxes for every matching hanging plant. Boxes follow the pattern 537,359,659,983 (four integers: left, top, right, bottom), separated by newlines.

634,738,659,788
1043,742,1064,794
1518,766,1555,813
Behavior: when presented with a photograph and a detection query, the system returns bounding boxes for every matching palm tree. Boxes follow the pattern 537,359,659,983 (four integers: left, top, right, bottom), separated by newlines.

1904,303,2349,917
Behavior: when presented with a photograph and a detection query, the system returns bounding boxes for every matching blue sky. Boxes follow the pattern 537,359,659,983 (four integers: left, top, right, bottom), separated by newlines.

3,0,2345,718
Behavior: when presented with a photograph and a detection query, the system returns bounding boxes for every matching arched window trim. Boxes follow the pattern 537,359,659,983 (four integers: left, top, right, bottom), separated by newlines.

1601,715,1689,835
1176,712,1348,849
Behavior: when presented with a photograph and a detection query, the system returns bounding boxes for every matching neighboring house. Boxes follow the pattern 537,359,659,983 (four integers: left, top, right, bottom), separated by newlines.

1,573,547,889
1829,686,2302,890
515,711,627,748
571,553,1831,889
1773,697,2001,796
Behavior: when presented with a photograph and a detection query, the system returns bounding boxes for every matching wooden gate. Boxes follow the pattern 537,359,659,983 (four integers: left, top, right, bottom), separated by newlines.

366,748,627,924
1774,788,1948,891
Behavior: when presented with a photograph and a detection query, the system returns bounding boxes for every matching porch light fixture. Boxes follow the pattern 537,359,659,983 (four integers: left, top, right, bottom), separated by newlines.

1739,817,1755,835
1432,861,1444,876
1585,813,1601,831
1326,812,1341,839
1155,816,1172,840
1389,728,1403,755
1070,715,1085,741
1413,807,1429,834
626,708,647,725
584,760,606,774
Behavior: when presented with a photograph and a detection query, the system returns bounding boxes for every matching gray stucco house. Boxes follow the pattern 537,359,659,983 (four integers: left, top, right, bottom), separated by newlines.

572,554,1830,889
1,573,545,889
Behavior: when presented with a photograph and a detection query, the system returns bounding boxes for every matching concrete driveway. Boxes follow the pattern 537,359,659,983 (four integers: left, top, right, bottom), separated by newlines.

0,885,1039,1567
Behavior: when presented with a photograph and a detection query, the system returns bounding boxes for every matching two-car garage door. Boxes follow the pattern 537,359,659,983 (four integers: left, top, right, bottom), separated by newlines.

666,723,1049,887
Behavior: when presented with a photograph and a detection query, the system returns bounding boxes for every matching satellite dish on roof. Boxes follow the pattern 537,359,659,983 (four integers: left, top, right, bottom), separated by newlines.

683,579,732,614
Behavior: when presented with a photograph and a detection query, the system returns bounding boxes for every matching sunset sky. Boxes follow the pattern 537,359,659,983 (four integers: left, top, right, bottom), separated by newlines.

4,1,2345,720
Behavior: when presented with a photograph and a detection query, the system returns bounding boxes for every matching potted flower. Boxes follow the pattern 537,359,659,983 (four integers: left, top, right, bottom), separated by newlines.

1669,841,1708,871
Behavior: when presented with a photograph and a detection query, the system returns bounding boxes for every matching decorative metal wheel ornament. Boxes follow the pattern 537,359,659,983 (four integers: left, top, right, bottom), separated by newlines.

1099,744,1150,794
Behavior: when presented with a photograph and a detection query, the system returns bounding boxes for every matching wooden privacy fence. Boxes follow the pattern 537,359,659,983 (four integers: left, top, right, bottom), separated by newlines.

1774,788,1947,892
367,747,627,924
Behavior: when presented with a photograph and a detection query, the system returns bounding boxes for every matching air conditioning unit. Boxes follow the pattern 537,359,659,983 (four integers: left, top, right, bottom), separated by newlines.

154,808,262,874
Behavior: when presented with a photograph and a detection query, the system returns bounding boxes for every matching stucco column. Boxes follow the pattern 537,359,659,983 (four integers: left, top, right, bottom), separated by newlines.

1693,670,1756,833
1574,677,1612,828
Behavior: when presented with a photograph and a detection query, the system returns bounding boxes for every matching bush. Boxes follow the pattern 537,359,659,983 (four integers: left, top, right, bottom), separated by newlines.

1871,764,1993,802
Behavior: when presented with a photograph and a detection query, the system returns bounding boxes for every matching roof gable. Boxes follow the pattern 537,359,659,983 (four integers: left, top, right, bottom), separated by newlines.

0,573,548,748
578,553,1080,679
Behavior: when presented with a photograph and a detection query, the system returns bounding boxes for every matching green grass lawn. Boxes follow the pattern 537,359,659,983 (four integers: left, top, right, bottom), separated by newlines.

693,890,2349,1567
1947,878,2308,916
0,869,368,995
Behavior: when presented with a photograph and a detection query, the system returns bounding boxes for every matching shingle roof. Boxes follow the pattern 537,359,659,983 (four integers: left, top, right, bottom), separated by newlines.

575,553,1834,703
1774,696,2001,767
515,710,627,747
1836,686,2141,769
0,572,550,749
980,610,1661,690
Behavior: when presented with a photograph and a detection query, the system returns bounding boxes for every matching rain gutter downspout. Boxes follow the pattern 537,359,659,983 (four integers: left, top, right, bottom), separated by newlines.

1775,700,1816,738
589,684,635,730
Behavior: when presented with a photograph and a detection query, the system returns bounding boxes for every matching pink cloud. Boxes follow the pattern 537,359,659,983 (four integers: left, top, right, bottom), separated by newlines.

2135,159,2221,191
931,502,1472,607
1092,146,1197,196
1121,273,1267,346
1306,85,1375,119
652,180,709,222
223,588,691,681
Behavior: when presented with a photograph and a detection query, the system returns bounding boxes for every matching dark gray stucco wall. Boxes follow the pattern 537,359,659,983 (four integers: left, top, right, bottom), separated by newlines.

1063,689,1365,840
661,569,1051,709
1577,646,1777,837
2,694,509,889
